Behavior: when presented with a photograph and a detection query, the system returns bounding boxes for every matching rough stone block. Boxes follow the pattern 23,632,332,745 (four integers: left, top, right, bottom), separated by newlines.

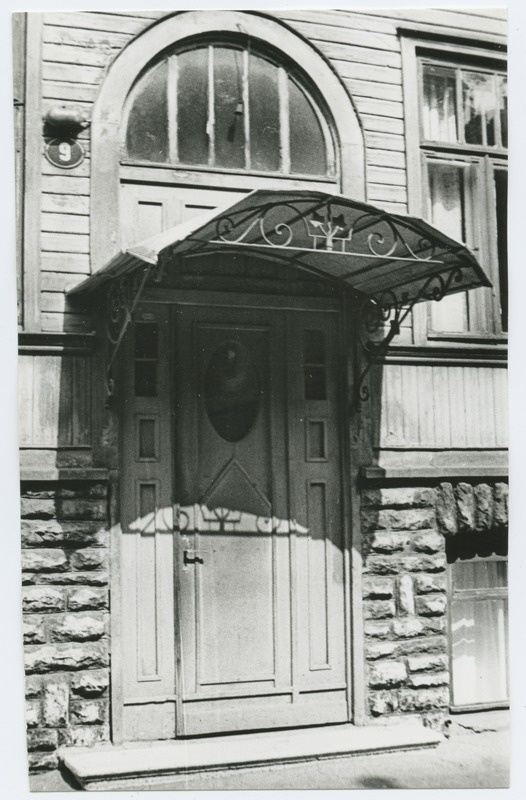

27,728,58,751
69,549,107,571
26,700,41,728
407,671,449,688
21,549,68,573
416,595,447,617
70,670,109,698
366,553,446,576
370,532,409,553
21,519,108,548
398,687,449,711
365,642,396,661
20,497,55,519
397,574,415,616
414,574,447,595
407,653,448,673
70,699,107,725
22,586,65,613
48,614,106,642
363,577,395,599
67,587,108,611
363,508,435,533
363,600,395,620
25,676,42,698
455,483,475,532
364,621,391,639
61,723,110,748
58,483,108,500
435,483,458,536
23,618,46,645
394,636,447,658
411,530,444,555
369,691,399,716
25,643,109,674
57,498,107,521
369,660,407,688
35,572,109,587
392,618,424,638
28,752,59,772
494,483,509,527
361,487,434,510
43,682,69,726
474,483,494,532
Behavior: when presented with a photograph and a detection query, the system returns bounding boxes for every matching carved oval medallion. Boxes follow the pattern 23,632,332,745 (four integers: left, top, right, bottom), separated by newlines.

204,341,261,443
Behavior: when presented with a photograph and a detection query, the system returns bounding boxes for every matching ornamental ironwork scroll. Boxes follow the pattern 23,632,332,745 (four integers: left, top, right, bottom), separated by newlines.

105,263,154,402
354,266,465,410
212,199,440,264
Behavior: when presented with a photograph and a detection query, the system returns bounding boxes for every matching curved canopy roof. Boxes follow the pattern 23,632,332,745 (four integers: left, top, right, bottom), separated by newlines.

70,189,491,304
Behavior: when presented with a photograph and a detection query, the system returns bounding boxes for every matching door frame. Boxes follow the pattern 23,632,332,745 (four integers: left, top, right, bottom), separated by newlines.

111,286,366,742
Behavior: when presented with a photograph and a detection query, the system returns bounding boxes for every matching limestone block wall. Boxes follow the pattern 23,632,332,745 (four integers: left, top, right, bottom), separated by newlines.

361,481,509,729
21,481,110,773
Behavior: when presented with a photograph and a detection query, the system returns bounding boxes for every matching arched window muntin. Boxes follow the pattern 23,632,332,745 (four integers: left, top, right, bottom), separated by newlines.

121,36,338,181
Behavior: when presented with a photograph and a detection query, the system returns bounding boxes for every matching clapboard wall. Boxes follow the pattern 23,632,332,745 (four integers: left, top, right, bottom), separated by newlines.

18,9,508,469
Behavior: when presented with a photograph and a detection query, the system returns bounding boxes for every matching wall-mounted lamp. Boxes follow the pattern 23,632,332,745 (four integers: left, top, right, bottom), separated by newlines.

43,105,90,170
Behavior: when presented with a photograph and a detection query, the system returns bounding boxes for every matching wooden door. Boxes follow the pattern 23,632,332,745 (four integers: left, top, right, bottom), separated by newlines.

174,302,348,736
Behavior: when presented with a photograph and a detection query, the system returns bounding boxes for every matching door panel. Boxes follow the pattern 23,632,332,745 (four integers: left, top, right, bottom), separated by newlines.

174,304,348,735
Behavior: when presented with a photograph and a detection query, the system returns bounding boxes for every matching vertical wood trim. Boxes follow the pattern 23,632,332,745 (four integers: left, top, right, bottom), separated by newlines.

22,13,43,330
13,13,26,329
109,470,124,745
401,37,427,346
207,45,215,167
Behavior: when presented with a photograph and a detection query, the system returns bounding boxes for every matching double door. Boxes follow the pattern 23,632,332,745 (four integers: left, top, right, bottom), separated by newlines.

120,299,349,740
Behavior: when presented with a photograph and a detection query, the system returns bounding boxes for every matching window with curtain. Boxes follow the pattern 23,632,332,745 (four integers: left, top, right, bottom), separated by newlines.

124,42,336,179
419,57,507,335
447,533,508,710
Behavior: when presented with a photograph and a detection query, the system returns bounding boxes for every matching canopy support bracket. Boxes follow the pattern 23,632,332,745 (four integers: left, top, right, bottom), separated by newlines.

354,264,464,411
105,263,155,403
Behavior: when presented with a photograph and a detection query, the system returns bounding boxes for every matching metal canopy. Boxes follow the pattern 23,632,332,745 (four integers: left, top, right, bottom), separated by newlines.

70,189,491,407
71,188,490,304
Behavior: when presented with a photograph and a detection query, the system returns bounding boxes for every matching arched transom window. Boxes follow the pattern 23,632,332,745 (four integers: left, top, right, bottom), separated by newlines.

124,41,337,178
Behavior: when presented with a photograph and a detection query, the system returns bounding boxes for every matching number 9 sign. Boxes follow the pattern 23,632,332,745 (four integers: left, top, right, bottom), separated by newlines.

45,138,84,169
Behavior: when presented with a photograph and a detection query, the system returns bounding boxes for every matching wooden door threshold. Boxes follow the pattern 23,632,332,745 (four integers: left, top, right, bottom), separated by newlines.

59,721,443,791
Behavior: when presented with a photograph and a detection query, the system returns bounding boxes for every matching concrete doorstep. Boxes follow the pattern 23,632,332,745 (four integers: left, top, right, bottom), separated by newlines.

59,721,442,791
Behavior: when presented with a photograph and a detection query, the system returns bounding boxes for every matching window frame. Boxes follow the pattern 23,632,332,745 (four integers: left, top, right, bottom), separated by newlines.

120,38,338,184
401,36,507,345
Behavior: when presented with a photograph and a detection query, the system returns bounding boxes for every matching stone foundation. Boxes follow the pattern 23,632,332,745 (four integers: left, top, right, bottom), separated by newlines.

21,481,110,773
361,480,508,729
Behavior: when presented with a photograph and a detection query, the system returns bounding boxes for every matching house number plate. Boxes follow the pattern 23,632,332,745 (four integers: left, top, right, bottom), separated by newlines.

45,138,85,169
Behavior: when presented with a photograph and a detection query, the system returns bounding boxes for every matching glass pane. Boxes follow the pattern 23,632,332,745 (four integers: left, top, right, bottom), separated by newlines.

135,324,158,359
135,362,157,397
289,78,327,175
178,47,209,165
463,70,498,146
214,47,245,169
422,64,457,143
139,419,157,459
498,75,508,148
249,54,280,172
427,162,469,331
204,341,261,442
126,61,169,162
452,560,508,591
494,169,508,332
451,596,508,706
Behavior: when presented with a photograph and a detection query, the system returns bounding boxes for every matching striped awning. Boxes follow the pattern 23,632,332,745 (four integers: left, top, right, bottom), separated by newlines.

69,188,490,303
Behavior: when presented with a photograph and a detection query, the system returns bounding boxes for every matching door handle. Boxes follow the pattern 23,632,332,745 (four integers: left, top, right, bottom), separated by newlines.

183,549,205,566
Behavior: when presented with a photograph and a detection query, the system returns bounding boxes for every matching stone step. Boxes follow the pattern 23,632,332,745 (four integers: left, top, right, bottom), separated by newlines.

60,721,443,791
